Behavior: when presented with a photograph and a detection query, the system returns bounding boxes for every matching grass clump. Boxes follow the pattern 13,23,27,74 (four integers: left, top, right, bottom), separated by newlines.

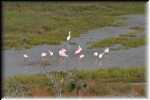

76,67,145,82
89,28,146,49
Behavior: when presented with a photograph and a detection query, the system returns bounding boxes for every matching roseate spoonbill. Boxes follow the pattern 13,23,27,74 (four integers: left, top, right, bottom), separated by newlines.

75,45,82,55
67,31,71,41
61,48,67,52
59,48,68,58
59,48,68,65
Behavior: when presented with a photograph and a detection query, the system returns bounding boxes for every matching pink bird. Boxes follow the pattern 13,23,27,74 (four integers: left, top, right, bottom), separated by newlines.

74,45,82,55
61,48,67,53
59,48,68,58
59,48,68,65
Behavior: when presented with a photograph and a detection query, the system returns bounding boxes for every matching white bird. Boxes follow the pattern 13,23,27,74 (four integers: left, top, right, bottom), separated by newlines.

40,52,49,66
79,54,85,59
48,50,54,56
41,52,47,57
98,53,104,59
98,53,104,66
67,31,71,41
23,54,29,63
75,45,83,55
59,48,68,58
93,52,98,57
104,47,109,54
23,54,29,58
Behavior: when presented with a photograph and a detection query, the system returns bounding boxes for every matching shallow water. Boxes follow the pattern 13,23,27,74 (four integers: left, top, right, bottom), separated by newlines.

3,14,146,78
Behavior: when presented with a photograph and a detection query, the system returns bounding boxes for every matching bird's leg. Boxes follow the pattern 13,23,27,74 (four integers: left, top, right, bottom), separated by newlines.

98,60,102,66
78,58,81,67
78,58,82,67
59,57,62,65
42,65,46,74
39,63,43,74
24,58,29,65
60,57,64,65
94,58,98,65
67,41,71,50
23,58,26,64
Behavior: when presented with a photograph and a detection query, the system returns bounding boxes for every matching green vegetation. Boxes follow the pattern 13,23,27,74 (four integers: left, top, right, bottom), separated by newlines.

4,75,52,96
4,67,146,97
76,67,145,82
3,2,145,49
89,27,146,49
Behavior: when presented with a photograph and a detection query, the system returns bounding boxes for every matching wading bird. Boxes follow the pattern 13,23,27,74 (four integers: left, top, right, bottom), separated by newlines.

93,52,99,65
59,48,69,64
93,51,105,65
67,31,71,41
98,52,105,66
48,50,54,56
79,54,85,59
23,54,28,59
104,47,109,54
77,54,85,67
41,52,47,57
23,54,29,64
93,52,98,57
98,53,105,59
74,45,83,55
66,31,71,50
40,52,51,75
59,48,68,58
40,52,49,66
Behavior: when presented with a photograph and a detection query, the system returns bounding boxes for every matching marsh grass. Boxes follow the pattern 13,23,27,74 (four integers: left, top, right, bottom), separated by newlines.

3,2,145,49
4,74,52,96
89,27,146,49
4,67,145,97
